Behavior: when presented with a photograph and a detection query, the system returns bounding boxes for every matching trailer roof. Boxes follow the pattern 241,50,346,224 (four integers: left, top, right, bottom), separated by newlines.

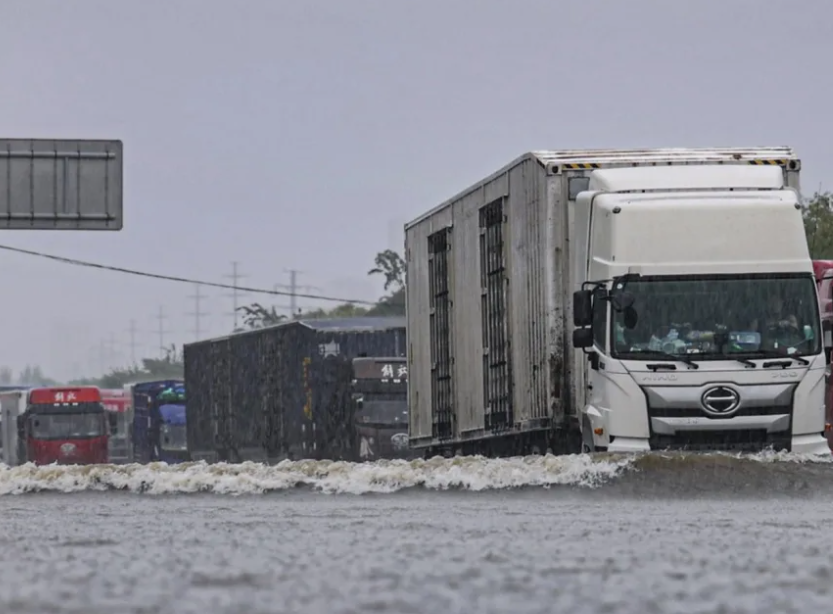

296,316,406,332
405,146,798,229
186,316,407,345
529,146,797,168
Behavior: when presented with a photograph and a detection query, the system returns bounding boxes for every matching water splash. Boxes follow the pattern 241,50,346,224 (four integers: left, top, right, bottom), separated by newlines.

0,450,828,496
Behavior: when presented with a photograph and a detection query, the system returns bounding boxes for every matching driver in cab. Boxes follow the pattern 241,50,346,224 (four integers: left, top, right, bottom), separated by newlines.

750,294,803,350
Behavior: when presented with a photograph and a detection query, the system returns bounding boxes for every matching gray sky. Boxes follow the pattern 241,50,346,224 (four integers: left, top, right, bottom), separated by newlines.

0,0,830,381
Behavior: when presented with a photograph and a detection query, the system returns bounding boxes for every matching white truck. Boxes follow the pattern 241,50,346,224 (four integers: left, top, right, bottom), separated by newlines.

405,147,831,458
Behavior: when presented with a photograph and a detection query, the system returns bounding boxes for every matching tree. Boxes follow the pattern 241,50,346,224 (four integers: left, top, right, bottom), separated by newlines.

368,249,405,292
70,345,184,389
803,191,833,259
236,303,288,330
16,364,59,387
236,249,407,331
0,366,13,385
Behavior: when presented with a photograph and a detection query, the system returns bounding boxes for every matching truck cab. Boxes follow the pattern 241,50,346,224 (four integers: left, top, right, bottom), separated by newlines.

17,386,109,465
572,165,830,455
351,357,412,460
128,379,187,463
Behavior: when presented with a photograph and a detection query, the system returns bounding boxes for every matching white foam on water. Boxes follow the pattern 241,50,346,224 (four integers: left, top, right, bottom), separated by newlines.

0,453,634,496
0,449,826,496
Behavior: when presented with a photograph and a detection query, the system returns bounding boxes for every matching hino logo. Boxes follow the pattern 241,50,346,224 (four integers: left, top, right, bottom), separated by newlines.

700,386,741,416
60,443,77,455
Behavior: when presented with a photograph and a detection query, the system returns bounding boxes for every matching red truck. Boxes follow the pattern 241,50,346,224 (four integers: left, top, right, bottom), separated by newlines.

17,386,110,465
813,261,833,450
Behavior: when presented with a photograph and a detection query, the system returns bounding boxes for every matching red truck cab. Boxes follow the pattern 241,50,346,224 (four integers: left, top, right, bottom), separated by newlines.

17,386,109,465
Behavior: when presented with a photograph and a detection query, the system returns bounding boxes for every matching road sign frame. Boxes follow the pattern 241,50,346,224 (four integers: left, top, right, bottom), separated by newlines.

0,139,123,230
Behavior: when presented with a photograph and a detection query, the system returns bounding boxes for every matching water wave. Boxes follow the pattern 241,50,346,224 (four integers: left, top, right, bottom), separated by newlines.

0,450,830,496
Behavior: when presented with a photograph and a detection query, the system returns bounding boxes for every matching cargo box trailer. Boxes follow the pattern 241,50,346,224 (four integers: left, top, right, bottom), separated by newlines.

184,317,406,463
405,147,831,458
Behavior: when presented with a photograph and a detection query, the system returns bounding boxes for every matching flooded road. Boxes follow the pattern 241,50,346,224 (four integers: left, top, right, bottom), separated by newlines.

1,451,832,614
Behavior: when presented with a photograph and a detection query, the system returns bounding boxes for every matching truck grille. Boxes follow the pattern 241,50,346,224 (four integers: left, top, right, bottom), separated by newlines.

648,429,790,452
646,405,793,452
648,405,790,419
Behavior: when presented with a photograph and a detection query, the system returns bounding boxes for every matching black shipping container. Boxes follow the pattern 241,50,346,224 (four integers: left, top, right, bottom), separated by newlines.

184,317,406,463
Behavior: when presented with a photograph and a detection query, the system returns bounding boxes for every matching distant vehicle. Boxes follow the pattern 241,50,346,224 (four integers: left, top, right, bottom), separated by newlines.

812,261,833,450
100,388,133,464
406,147,830,458
155,384,189,464
127,379,185,463
0,388,30,465
184,317,406,463
17,386,109,465
352,357,415,461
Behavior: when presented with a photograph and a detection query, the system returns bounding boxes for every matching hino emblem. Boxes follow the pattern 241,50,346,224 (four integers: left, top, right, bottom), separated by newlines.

700,386,741,417
60,443,77,455
390,432,409,451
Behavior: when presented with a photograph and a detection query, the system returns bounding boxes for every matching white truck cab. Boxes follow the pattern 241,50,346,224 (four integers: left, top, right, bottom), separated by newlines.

572,165,830,455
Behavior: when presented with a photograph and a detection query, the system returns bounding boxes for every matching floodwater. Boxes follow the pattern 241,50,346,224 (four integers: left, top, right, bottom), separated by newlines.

1,451,832,614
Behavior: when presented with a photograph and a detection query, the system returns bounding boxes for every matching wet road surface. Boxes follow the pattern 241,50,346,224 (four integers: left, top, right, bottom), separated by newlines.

0,451,831,614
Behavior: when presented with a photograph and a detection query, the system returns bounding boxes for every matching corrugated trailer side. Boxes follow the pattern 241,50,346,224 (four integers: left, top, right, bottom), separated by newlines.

406,154,555,454
186,317,407,463
228,330,270,462
184,338,217,461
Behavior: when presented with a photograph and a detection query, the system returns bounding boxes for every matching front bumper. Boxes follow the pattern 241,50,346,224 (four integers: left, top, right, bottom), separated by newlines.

355,426,415,461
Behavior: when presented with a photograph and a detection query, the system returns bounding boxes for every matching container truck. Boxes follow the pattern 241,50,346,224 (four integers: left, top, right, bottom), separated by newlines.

184,316,406,463
405,147,831,458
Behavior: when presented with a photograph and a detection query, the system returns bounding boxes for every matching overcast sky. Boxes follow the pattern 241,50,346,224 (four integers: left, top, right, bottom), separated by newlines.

0,0,830,381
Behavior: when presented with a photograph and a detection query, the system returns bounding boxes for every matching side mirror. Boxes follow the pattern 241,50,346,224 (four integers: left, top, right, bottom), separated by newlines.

573,328,594,349
611,290,635,312
573,290,593,327
823,319,832,350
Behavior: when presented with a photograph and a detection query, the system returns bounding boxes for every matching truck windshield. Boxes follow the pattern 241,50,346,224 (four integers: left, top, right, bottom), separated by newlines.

611,274,821,360
30,413,105,440
161,424,188,450
356,393,408,424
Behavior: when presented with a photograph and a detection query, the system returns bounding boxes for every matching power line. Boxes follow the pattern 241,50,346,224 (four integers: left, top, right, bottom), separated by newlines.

0,243,376,305
224,261,247,330
274,270,322,318
186,283,209,340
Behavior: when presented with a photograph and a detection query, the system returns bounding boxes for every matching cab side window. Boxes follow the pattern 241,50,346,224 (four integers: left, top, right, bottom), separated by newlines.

592,288,608,352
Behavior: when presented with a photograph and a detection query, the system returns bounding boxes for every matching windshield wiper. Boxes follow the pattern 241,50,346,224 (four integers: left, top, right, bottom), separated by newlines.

624,350,700,370
752,349,810,367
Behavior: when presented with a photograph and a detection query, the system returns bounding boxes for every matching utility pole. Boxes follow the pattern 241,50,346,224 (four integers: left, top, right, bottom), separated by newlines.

107,332,118,367
153,305,170,357
186,283,210,340
99,339,108,374
223,261,247,330
127,320,139,365
275,269,321,318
